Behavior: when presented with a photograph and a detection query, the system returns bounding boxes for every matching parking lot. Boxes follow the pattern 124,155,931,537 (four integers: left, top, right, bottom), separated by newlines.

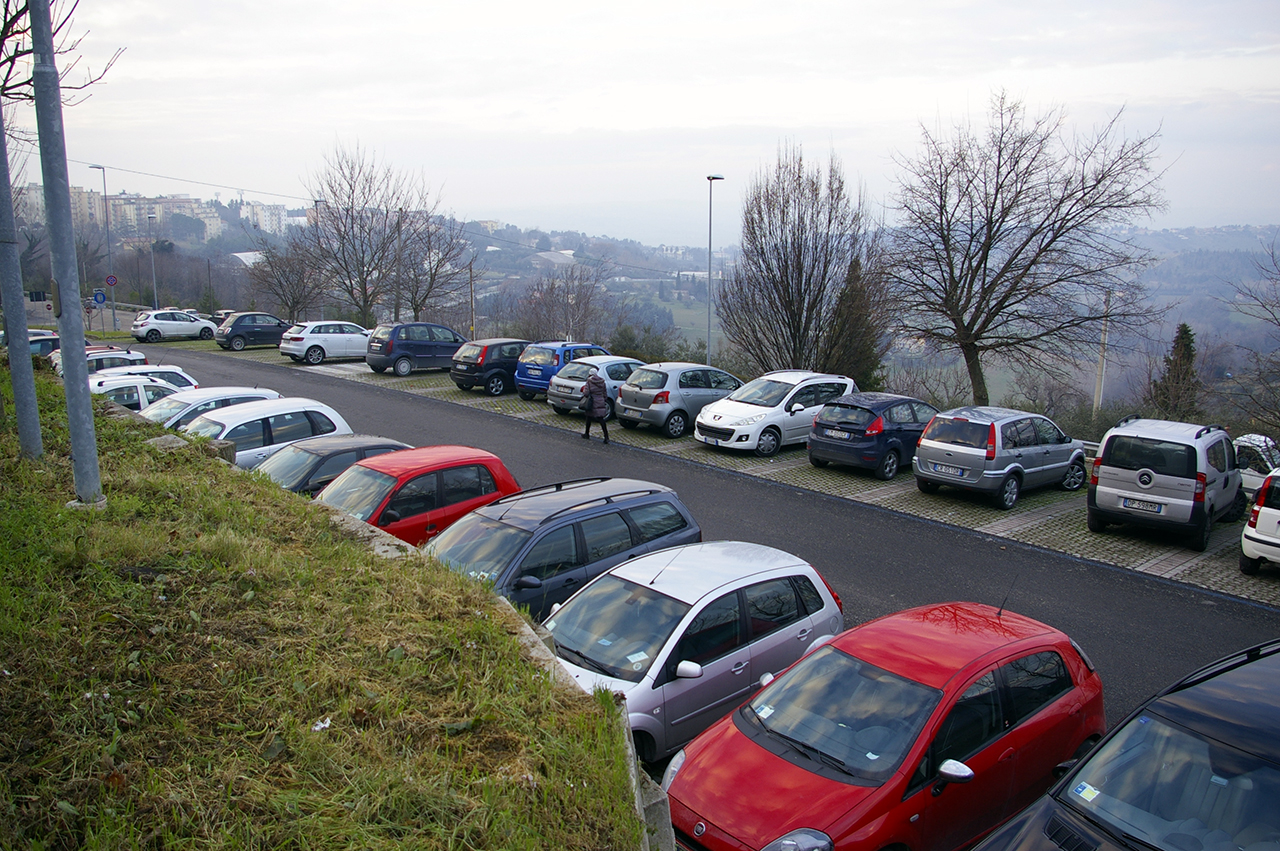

168,341,1280,610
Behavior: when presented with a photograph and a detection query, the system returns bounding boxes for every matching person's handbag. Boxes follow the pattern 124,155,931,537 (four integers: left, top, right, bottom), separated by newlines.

577,395,591,412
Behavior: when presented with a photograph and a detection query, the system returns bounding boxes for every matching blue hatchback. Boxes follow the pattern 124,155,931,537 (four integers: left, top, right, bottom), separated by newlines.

514,340,610,400
807,392,939,480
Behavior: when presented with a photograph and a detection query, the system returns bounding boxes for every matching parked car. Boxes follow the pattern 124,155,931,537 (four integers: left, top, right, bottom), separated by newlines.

662,601,1106,851
914,406,1087,510
427,477,701,621
1087,416,1246,551
809,392,940,480
1,327,55,349
254,433,413,496
1234,433,1280,499
971,639,1280,851
365,321,468,375
616,363,743,438
695,370,856,458
137,386,282,430
278,321,370,365
211,309,235,324
1239,469,1280,575
546,355,645,419
450,337,531,396
131,309,218,342
214,311,290,351
316,445,519,546
52,346,148,376
94,364,199,391
25,334,60,357
89,375,180,411
546,541,844,762
514,341,610,400
182,397,352,468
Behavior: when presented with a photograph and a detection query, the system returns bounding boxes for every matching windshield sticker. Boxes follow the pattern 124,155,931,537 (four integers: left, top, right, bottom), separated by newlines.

597,638,613,646
1073,782,1101,802
544,620,556,631
865,752,881,760
626,651,649,664
756,704,775,719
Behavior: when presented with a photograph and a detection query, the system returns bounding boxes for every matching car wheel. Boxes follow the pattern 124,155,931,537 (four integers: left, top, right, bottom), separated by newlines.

993,475,1021,510
229,335,247,351
484,374,508,397
455,382,468,391
874,450,900,481
1225,489,1248,523
809,452,829,469
620,418,638,430
916,477,940,494
370,365,386,374
145,329,162,343
518,390,536,401
662,411,688,438
1087,509,1107,533
304,346,325,365
754,428,781,458
552,405,570,416
198,327,214,340
393,357,413,377
1240,552,1263,575
1190,514,1213,552
633,731,656,764
1060,459,1087,491
603,399,615,421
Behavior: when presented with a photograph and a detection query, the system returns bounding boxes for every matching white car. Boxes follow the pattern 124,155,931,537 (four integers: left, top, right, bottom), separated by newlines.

131,310,218,342
137,386,283,430
1235,434,1280,500
52,347,148,377
1240,468,1280,576
93,364,199,391
89,375,181,411
694,370,856,457
181,397,353,468
278,321,370,365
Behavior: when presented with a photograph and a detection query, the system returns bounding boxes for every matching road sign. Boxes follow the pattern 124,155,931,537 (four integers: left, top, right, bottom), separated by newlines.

105,275,117,287
93,289,106,305
45,302,52,310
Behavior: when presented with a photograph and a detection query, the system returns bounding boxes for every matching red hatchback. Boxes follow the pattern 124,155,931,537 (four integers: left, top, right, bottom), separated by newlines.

662,602,1105,851
315,445,520,546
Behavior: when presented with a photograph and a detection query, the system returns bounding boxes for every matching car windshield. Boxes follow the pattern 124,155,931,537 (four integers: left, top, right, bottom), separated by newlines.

316,465,397,521
921,417,989,448
521,347,556,366
557,363,593,381
254,444,321,490
426,513,533,582
727,377,795,408
627,368,668,390
819,403,875,426
1057,710,1280,849
746,646,941,785
183,416,226,439
138,397,189,424
545,575,691,684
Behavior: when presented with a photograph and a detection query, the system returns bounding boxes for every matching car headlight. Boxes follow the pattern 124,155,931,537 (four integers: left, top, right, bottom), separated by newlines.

730,413,766,427
660,749,685,791
760,828,834,851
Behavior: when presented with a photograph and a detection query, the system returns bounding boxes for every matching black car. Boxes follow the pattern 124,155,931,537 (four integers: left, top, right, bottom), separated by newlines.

973,639,1280,851
252,433,412,496
214,311,290,351
451,337,531,396
808,392,939,480
425,477,702,621
366,322,468,376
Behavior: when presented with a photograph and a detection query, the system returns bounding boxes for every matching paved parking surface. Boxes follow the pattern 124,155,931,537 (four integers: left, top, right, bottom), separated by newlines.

182,342,1280,610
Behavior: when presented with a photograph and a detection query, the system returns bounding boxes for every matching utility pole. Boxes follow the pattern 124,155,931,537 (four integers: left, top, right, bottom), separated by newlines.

31,0,102,505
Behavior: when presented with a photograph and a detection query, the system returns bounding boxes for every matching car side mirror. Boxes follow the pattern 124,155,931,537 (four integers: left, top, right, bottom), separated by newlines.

675,660,703,679
932,759,975,796
549,603,562,617
1052,758,1078,780
789,402,804,414
378,509,401,527
514,575,543,590
759,672,775,687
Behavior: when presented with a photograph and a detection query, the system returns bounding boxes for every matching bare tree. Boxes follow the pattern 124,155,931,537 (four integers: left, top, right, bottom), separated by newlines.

501,260,631,342
1221,243,1280,431
887,91,1166,405
0,0,120,105
247,234,327,323
397,211,473,322
718,143,891,384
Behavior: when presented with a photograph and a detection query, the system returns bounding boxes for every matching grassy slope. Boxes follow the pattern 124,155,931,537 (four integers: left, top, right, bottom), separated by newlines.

0,360,642,850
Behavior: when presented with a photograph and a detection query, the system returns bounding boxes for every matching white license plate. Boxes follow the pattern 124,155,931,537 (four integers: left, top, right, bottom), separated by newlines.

528,367,541,375
1123,498,1163,513
932,463,962,476
622,408,637,417
703,437,720,446
824,428,851,440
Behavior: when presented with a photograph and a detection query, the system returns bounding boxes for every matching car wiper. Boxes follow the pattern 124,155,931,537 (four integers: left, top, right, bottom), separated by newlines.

759,722,854,776
1118,833,1166,851
556,644,613,676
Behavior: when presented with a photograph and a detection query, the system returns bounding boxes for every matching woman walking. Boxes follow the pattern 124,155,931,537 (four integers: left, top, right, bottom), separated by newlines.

581,366,610,444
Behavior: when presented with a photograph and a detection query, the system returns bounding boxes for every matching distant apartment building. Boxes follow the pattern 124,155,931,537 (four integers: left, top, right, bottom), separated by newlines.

239,201,286,236
15,183,228,241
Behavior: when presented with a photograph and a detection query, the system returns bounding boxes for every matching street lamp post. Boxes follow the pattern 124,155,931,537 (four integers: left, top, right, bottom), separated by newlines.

146,213,158,309
706,174,723,367
89,164,116,330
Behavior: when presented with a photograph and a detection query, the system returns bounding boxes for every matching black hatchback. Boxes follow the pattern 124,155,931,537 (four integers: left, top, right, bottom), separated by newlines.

974,639,1280,851
450,337,531,396
253,433,411,496
807,392,939,480
214,311,290,351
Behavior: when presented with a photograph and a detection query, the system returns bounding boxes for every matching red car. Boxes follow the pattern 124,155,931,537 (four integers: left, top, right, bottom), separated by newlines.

315,445,520,546
662,602,1105,851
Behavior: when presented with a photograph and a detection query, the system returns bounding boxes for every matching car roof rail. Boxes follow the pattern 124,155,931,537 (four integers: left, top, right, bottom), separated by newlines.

1166,638,1280,695
1114,413,1142,428
491,477,614,506
537,487,665,526
1196,424,1226,439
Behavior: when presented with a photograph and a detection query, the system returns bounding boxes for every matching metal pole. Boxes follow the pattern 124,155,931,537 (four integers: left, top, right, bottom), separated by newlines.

30,0,102,503
147,213,158,309
90,164,115,330
706,174,723,367
1092,291,1112,420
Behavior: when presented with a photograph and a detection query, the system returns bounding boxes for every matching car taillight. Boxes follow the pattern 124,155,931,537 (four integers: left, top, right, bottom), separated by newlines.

817,572,843,613
476,348,486,365
1257,476,1272,508
578,383,587,393
287,336,304,341
986,423,997,461
1248,505,1261,529
553,353,561,366
1193,472,1207,503
1090,457,1101,486
385,339,393,353
653,391,669,405
865,416,884,436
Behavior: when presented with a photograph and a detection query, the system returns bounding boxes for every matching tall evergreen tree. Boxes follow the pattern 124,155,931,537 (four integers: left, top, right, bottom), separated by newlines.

1149,323,1200,420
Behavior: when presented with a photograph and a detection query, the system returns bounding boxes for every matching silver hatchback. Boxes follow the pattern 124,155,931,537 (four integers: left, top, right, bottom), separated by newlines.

617,362,743,438
545,355,644,420
914,406,1087,510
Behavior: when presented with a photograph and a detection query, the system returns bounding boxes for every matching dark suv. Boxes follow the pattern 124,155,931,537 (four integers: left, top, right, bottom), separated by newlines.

366,322,468,375
425,477,702,620
214,311,290,351
451,337,531,396
514,340,610,400
973,639,1280,851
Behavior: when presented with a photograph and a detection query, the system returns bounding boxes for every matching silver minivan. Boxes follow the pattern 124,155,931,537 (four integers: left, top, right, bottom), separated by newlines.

913,406,1087,510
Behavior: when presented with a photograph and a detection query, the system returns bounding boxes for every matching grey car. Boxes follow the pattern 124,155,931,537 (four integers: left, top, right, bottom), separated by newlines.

545,541,844,762
914,406,1087,510
546,355,645,419
617,362,743,438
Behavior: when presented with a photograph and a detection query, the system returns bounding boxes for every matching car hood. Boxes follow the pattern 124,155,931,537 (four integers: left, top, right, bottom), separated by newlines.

670,715,879,846
698,398,773,423
554,657,639,696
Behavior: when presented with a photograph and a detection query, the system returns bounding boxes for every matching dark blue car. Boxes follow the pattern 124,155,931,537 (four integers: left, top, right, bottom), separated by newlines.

807,392,939,480
514,340,609,400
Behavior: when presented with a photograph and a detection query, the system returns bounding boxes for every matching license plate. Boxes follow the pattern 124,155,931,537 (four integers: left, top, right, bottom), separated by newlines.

703,436,720,446
622,408,637,417
528,367,541,376
1123,498,1163,513
824,428,851,440
932,463,962,476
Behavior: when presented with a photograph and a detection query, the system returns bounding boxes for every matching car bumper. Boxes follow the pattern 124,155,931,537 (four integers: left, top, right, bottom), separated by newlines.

1087,487,1204,530
694,420,761,450
808,432,884,469
449,366,479,387
618,404,668,427
515,376,551,393
278,341,307,358
365,353,396,369
546,388,585,409
913,455,1003,493
1241,527,1280,562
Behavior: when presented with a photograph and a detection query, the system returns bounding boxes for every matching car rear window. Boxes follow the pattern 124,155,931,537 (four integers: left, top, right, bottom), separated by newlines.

921,417,988,448
370,326,393,341
521,346,556,366
819,403,875,426
557,363,592,380
455,343,483,361
628,368,668,390
1103,436,1197,479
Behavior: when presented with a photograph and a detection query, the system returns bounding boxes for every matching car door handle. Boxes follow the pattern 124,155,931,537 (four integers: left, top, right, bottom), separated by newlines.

731,661,748,675
999,747,1016,763
796,628,812,641
563,578,577,586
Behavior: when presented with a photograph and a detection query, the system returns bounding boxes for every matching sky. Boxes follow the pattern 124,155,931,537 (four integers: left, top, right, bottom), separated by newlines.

8,0,1279,248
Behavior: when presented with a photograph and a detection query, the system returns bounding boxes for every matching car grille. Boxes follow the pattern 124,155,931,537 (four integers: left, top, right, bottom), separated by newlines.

1044,814,1098,851
697,424,734,442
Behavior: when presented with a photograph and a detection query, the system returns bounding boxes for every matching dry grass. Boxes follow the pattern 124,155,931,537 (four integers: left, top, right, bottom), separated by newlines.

0,359,642,850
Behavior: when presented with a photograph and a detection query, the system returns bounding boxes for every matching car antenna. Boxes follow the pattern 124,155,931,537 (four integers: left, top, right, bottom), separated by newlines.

997,572,1020,619
648,549,682,586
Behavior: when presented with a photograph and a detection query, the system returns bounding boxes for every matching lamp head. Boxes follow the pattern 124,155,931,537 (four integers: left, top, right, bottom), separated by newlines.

707,174,724,182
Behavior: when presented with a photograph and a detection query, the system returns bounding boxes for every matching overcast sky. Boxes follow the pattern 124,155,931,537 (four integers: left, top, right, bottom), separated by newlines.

10,0,1279,247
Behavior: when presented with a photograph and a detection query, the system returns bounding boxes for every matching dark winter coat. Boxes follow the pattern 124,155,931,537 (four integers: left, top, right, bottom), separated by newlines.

584,373,610,420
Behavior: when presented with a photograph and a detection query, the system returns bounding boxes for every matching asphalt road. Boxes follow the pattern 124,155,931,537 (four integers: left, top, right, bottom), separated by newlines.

133,344,1280,722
